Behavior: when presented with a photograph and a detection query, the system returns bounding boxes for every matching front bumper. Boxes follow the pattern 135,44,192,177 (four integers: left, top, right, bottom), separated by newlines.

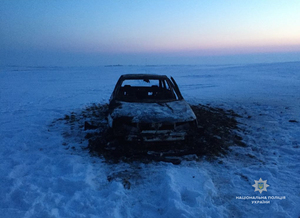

110,115,197,142
126,130,187,142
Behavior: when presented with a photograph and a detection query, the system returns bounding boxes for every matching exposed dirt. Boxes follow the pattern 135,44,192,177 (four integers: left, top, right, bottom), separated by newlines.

56,103,245,164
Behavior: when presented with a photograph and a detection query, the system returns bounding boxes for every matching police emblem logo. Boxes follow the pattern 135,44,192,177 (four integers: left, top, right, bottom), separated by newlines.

252,178,269,194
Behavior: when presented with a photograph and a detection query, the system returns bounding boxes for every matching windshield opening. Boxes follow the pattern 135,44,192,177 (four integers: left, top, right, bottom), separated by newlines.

116,78,178,102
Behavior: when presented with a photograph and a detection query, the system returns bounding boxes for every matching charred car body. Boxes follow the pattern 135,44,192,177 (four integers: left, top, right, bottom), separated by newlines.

108,74,197,142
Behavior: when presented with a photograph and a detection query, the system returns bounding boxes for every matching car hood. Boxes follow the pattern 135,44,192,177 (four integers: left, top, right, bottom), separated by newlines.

110,100,196,123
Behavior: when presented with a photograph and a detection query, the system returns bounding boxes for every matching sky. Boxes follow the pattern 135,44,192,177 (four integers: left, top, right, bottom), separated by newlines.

1,0,300,66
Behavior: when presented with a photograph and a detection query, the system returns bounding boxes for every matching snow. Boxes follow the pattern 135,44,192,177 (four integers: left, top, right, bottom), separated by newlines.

1,62,300,217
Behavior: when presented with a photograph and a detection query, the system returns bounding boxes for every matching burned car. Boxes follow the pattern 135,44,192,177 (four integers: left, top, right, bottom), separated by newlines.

108,74,197,142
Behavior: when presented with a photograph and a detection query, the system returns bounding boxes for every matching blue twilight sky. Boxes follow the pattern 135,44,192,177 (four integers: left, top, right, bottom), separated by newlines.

1,0,300,66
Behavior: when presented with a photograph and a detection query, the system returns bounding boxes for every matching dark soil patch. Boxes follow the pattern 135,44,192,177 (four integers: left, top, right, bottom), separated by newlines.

289,119,298,123
57,103,245,164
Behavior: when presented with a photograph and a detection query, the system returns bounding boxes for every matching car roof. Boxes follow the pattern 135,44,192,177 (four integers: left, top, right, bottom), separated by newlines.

120,74,169,80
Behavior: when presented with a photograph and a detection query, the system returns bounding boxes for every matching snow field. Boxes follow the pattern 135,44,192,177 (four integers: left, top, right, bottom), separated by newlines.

0,63,300,217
